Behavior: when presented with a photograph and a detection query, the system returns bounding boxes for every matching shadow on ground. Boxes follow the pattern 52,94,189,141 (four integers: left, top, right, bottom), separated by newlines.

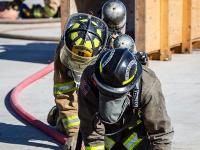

0,42,57,64
2,91,62,149
0,122,61,149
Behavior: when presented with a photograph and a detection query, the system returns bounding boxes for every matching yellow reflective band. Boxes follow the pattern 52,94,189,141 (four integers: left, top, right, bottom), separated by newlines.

105,136,116,150
96,29,102,37
62,116,80,128
128,119,142,130
54,81,77,95
136,119,142,125
92,21,98,26
72,23,80,29
123,132,142,150
99,62,103,74
93,38,100,48
44,5,57,17
122,68,137,85
84,41,92,49
85,145,105,150
75,38,83,45
80,19,88,22
70,32,78,40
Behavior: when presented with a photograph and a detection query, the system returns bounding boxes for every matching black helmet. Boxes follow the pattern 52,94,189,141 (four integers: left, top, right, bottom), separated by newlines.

113,34,137,53
101,0,127,30
93,48,142,94
60,13,108,73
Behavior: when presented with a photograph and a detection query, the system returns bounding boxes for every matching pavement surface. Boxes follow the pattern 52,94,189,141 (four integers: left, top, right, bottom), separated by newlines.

0,1,200,149
0,21,62,150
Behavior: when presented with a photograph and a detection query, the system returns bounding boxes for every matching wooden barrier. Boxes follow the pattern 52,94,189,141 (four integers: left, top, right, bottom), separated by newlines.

60,0,200,60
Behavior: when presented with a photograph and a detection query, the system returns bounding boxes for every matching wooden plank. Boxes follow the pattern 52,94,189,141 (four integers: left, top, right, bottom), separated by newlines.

169,0,183,47
135,0,146,51
191,0,200,40
145,0,160,54
182,0,192,53
60,0,70,32
160,0,171,60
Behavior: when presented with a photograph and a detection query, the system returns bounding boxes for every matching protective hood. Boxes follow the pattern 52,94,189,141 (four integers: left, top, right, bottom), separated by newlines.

98,91,130,124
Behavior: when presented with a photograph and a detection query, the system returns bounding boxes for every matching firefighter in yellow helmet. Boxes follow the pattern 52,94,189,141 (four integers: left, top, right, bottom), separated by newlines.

47,13,108,149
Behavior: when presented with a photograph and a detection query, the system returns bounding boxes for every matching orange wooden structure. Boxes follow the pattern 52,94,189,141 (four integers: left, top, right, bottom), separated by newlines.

60,0,200,60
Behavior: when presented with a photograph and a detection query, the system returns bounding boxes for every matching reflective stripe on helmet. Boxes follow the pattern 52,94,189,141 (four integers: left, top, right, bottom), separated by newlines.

72,23,80,29
96,29,102,37
84,41,93,49
122,67,137,85
62,115,80,128
75,38,83,45
85,145,105,150
105,136,116,150
80,19,88,22
93,38,100,48
54,81,77,95
123,132,142,150
70,32,78,40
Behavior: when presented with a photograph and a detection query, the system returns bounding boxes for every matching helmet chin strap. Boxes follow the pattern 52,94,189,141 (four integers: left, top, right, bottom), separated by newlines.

92,97,132,136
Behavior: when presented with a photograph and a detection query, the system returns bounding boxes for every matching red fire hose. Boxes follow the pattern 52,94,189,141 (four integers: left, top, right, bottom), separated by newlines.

10,63,67,145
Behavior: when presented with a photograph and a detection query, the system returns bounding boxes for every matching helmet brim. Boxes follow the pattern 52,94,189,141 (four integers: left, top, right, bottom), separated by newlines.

93,60,143,94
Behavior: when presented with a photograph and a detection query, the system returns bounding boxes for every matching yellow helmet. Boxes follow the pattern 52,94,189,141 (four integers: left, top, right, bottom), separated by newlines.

60,13,108,73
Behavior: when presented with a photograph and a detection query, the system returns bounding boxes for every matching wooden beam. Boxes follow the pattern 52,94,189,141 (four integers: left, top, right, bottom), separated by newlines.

60,0,70,32
160,0,171,60
135,0,146,51
182,0,192,53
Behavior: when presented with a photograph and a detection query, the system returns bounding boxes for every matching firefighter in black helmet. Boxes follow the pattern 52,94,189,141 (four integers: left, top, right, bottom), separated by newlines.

78,48,174,150
112,34,136,52
101,0,126,33
47,13,108,149
111,34,149,65
101,0,127,48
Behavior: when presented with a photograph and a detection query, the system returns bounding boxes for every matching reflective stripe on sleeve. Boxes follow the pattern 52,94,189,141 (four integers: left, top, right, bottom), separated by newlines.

123,132,142,150
54,81,77,95
105,136,115,150
85,145,105,150
62,115,80,129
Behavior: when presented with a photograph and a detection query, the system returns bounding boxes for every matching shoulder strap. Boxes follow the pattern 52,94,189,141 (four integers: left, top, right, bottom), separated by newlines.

132,78,142,109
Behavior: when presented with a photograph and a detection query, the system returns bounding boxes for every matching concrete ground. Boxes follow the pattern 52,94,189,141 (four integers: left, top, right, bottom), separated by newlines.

149,50,200,150
0,22,62,150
